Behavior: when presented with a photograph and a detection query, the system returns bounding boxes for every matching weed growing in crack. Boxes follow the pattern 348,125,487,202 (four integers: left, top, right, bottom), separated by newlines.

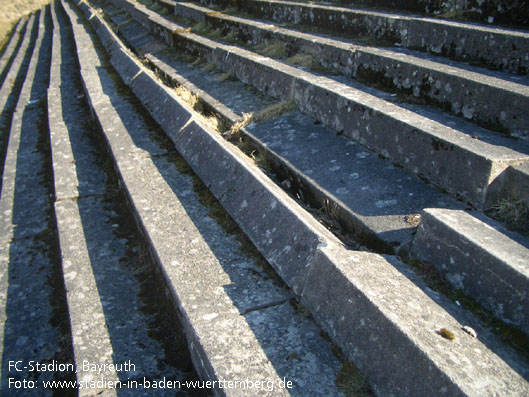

254,41,288,58
487,196,529,236
287,52,339,75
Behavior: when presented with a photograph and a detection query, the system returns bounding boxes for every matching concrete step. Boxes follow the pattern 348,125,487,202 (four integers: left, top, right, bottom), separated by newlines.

104,0,529,211
60,0,353,395
118,21,466,255
0,19,26,88
0,6,76,394
49,3,207,395
196,0,529,75
73,0,529,395
412,209,529,335
0,14,37,186
170,1,529,140
98,0,529,326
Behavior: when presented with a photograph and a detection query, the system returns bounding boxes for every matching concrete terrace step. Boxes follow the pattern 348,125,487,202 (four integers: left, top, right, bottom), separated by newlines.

0,19,26,87
171,1,529,139
0,6,74,394
0,14,37,185
96,8,462,253
49,3,205,394
88,0,529,343
411,208,529,335
197,0,529,75
60,0,351,395
104,0,529,210
128,27,467,254
72,0,529,395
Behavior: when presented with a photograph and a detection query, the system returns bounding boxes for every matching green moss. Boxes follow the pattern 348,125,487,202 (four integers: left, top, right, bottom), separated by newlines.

201,61,216,72
438,328,455,340
403,256,529,362
255,41,288,59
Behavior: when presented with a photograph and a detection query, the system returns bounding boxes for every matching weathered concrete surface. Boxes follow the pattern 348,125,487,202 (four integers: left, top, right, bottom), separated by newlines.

0,7,67,395
323,0,529,28
175,1,529,138
245,112,464,253
411,208,529,334
129,67,326,296
0,10,47,244
486,162,529,208
108,0,529,209
65,3,350,396
77,2,529,395
199,0,529,74
0,15,36,184
301,242,529,396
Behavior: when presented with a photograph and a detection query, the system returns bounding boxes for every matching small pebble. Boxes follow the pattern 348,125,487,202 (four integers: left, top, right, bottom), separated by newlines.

462,326,477,338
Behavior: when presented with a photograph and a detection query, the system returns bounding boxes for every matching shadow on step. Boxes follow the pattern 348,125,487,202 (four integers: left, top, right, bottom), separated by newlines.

1,12,72,392
93,63,347,394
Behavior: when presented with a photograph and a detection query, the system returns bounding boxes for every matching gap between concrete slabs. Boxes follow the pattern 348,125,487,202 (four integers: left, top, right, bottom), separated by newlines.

73,1,529,395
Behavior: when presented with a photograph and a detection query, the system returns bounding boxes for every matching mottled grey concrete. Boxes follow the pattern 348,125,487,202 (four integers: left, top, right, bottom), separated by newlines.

411,208,529,334
246,112,464,253
80,2,529,395
175,1,529,138
107,0,529,208
51,3,200,394
301,242,529,396
0,15,36,170
0,8,62,396
199,0,529,74
486,162,529,208
67,4,353,396
0,19,25,87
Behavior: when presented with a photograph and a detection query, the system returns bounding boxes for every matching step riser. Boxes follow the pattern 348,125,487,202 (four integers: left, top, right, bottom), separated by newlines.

199,0,529,75
140,53,434,255
77,2,529,395
109,0,529,210
64,3,350,396
411,209,529,335
174,2,529,138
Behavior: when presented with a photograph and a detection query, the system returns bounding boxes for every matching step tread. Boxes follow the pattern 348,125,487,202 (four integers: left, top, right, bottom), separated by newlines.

245,111,464,249
216,0,529,74
107,0,529,207
411,208,529,333
0,7,63,394
181,1,529,93
0,11,47,243
100,0,529,252
65,2,349,395
80,2,529,395
0,18,25,86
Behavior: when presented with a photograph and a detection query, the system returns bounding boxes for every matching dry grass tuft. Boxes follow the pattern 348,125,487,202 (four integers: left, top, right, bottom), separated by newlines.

255,41,288,59
217,71,235,82
336,362,374,397
201,62,216,72
252,100,296,123
488,196,529,235
224,100,296,138
287,52,339,74
226,112,253,137
174,85,198,108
